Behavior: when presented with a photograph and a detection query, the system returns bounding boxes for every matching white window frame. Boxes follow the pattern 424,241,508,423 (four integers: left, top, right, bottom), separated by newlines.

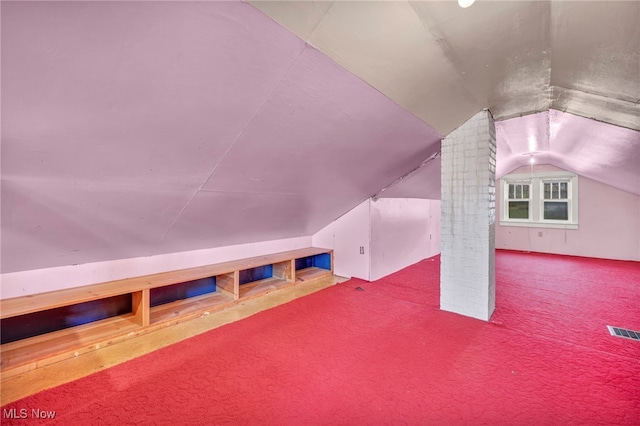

505,180,532,223
500,171,579,229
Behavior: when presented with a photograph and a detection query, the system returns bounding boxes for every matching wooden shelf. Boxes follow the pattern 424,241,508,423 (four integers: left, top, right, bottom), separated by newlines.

296,267,332,282
1,248,330,320
239,277,290,299
0,247,333,377
150,290,235,324
1,314,140,375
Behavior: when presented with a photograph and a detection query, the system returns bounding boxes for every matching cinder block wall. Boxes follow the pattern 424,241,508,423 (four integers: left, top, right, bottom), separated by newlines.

440,110,496,321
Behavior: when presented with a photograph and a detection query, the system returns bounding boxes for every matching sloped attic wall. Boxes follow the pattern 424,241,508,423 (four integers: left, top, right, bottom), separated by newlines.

1,1,440,274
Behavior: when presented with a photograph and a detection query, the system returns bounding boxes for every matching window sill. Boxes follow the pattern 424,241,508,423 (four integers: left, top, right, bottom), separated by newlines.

499,221,579,230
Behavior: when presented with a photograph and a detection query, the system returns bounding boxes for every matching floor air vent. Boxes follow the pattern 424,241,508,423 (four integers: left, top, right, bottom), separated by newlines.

607,326,640,341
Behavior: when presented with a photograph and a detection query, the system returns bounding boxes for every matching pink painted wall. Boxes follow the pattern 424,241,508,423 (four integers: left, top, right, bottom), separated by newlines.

312,199,371,280
370,199,441,281
314,198,441,281
496,165,640,261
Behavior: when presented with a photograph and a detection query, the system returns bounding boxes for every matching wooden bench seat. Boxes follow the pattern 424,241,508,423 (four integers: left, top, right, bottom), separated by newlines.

0,247,333,377
1,247,331,320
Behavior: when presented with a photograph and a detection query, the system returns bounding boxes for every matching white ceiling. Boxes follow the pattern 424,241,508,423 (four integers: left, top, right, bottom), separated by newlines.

253,0,639,132
1,0,639,273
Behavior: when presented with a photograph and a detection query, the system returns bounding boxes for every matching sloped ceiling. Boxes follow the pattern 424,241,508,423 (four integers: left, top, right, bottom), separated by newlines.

378,109,640,200
497,110,640,194
253,0,639,132
2,0,639,273
1,1,440,273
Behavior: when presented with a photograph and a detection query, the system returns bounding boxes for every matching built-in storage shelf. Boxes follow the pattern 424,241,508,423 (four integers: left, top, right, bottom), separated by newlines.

238,259,295,299
296,267,331,282
149,291,235,324
239,277,289,299
0,247,333,377
0,314,141,374
295,253,332,282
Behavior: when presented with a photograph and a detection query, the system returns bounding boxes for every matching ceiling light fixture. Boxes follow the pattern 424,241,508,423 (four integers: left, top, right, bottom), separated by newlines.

522,151,541,165
458,0,476,8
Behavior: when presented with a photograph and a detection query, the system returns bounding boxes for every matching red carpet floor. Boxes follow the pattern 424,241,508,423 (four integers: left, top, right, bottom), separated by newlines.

3,250,640,425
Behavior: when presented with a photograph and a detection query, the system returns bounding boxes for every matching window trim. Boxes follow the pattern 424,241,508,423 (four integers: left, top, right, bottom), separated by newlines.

500,171,579,229
506,181,531,222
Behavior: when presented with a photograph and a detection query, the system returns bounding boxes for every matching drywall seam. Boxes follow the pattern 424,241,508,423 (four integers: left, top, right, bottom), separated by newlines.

160,42,308,242
305,1,335,43
373,150,441,200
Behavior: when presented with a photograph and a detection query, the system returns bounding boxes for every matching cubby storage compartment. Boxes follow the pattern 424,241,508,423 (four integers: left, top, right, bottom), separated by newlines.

1,294,133,345
240,265,273,285
0,314,140,374
0,247,332,377
149,276,235,324
150,277,217,307
238,260,294,299
0,291,141,374
295,253,332,282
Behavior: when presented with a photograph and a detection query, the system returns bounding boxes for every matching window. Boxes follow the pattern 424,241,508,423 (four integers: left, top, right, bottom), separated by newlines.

542,180,569,220
507,182,530,220
500,171,578,229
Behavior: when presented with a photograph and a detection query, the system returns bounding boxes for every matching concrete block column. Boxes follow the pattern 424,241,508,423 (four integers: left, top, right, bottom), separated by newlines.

440,110,496,321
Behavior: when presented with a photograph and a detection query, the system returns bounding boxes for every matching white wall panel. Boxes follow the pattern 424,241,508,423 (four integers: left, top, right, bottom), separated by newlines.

426,200,442,258
334,200,371,280
370,199,430,281
313,199,371,280
315,198,442,282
